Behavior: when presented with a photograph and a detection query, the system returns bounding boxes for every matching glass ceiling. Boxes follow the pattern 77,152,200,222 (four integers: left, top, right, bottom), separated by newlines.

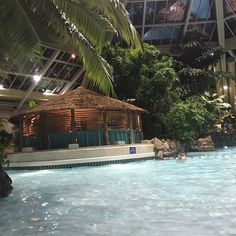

0,47,83,94
126,0,236,45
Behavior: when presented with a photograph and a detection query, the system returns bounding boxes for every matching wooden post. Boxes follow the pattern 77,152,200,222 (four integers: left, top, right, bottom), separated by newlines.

103,110,109,145
19,115,23,151
139,113,144,141
71,109,77,144
128,111,135,144
39,112,48,149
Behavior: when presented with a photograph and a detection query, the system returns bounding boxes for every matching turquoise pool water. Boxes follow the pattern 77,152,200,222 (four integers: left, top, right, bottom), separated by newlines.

1,148,236,235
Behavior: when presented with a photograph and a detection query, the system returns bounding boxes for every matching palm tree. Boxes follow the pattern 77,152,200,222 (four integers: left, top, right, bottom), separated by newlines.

0,0,142,96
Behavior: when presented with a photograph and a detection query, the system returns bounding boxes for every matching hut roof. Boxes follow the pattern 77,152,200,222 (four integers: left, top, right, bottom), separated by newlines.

19,87,146,115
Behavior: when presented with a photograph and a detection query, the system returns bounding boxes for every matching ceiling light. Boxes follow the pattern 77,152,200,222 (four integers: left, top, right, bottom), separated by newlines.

71,54,76,59
33,75,41,83
43,90,53,95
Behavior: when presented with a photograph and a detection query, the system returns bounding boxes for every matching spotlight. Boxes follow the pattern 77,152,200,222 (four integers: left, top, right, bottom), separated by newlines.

223,85,228,90
43,90,53,95
71,54,76,59
33,75,41,83
0,84,5,90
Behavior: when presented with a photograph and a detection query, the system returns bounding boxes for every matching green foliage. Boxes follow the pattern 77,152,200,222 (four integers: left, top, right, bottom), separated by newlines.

0,145,9,167
28,100,37,108
202,92,231,111
103,43,179,137
104,38,225,141
172,27,226,98
165,97,217,142
178,67,215,97
137,55,178,116
0,120,11,167
102,44,143,99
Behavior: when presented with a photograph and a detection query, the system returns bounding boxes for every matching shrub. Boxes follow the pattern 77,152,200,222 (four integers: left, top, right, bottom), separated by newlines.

165,97,217,142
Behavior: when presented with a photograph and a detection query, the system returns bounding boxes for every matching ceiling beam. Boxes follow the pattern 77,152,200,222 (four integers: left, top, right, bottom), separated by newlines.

134,19,216,28
13,50,60,115
215,0,226,72
60,68,85,95
225,13,236,21
182,0,193,37
6,71,70,84
0,88,57,101
141,0,147,40
225,37,236,50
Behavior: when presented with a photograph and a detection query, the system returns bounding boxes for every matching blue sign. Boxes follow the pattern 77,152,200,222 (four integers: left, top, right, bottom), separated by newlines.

129,147,136,154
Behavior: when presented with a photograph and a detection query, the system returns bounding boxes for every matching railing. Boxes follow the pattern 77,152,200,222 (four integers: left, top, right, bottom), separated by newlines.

23,129,143,149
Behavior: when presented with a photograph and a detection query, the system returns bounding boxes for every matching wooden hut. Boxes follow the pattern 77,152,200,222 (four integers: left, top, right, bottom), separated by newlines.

12,87,146,150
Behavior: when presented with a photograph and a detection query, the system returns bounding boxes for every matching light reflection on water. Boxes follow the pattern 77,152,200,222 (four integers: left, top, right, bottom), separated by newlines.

1,147,236,235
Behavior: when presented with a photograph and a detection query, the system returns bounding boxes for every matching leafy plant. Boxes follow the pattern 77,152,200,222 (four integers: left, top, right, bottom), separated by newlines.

202,92,231,111
172,27,225,98
165,97,217,142
103,43,179,137
0,120,11,167
28,100,37,108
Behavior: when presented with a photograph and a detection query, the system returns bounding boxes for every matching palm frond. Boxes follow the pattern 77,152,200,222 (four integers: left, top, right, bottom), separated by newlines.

69,30,115,95
83,0,142,51
51,0,116,52
0,0,41,71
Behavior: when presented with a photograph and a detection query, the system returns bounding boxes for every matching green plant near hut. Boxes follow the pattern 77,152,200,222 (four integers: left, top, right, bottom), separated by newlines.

0,120,10,167
103,43,179,137
0,145,9,167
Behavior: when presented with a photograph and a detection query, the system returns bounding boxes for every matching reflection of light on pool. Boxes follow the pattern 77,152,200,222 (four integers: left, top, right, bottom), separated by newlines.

110,163,136,169
18,170,53,177
3,147,236,235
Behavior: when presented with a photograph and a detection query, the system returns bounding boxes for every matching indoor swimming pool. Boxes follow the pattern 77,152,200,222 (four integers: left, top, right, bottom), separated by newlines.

1,147,236,235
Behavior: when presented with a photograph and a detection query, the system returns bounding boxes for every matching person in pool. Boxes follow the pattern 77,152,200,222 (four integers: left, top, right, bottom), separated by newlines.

176,152,187,161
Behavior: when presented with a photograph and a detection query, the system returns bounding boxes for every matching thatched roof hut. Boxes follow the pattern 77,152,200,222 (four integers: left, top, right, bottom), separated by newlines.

20,87,146,114
13,87,146,150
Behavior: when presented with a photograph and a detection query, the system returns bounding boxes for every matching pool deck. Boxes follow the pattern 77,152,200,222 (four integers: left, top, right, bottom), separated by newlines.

6,144,155,170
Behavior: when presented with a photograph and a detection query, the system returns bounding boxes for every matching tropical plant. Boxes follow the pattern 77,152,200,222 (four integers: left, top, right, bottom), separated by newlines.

201,92,231,111
103,43,179,137
0,120,11,167
102,43,143,99
28,100,37,108
172,27,225,98
0,0,142,95
165,97,217,142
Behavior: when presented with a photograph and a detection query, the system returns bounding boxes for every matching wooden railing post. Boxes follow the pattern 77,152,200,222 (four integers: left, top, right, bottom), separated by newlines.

19,115,23,151
71,109,77,144
103,110,109,145
128,111,135,144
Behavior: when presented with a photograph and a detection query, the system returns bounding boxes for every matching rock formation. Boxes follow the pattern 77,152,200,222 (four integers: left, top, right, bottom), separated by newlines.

191,136,215,152
151,137,183,160
0,167,13,198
